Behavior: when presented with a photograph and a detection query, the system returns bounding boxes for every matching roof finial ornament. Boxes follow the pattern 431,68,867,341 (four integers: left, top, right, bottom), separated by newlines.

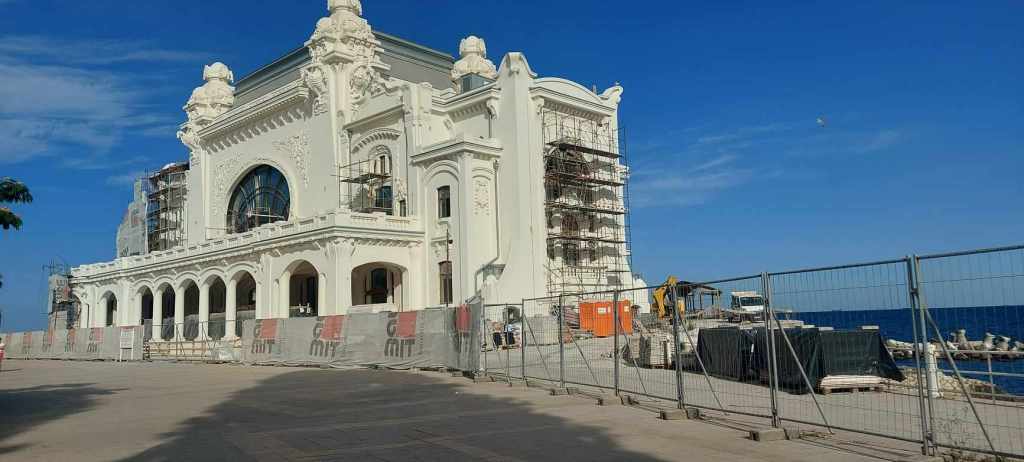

451,35,498,81
183,62,236,126
328,0,362,16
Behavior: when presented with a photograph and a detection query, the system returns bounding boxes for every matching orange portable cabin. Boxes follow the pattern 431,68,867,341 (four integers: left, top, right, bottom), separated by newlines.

579,300,633,337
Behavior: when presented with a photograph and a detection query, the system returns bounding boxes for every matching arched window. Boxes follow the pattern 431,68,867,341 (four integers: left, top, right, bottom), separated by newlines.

370,147,393,213
226,165,290,234
373,152,391,175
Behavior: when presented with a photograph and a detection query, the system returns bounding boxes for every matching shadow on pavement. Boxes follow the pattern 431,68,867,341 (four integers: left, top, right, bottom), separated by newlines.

121,369,671,461
0,382,119,455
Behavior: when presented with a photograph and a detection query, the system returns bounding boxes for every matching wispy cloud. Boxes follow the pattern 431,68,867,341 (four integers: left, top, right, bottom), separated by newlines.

0,35,208,167
105,170,148,186
631,154,754,207
629,116,908,208
694,123,797,147
851,129,902,154
0,35,208,66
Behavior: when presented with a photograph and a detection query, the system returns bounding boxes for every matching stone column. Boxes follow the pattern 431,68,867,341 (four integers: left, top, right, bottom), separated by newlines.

174,285,185,341
318,273,327,316
279,269,292,318
198,281,210,340
98,295,108,328
152,288,164,342
225,278,238,340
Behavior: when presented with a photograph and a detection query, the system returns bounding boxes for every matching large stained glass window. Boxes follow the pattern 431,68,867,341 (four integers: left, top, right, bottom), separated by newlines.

226,165,290,234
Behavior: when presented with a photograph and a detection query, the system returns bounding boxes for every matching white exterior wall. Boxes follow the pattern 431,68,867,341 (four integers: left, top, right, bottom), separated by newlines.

69,1,639,330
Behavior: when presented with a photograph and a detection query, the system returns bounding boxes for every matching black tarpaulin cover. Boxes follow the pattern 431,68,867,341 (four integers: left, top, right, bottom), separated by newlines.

695,327,758,381
696,327,904,393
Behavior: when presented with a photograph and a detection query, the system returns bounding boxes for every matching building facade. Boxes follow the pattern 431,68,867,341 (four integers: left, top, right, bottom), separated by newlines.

69,0,642,339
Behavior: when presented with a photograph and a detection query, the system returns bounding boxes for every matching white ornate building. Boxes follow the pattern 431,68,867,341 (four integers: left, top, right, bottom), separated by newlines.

69,0,642,339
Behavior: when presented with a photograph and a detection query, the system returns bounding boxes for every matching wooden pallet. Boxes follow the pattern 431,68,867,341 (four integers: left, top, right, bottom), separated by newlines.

819,385,883,395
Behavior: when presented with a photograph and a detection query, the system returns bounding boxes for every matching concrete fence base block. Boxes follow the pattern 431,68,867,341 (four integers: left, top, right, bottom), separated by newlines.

565,387,580,395
620,394,635,405
783,427,801,440
450,371,464,378
750,428,787,442
597,396,623,406
507,380,527,387
894,456,944,462
685,407,701,420
472,376,494,383
549,388,570,396
659,409,686,420
526,381,547,388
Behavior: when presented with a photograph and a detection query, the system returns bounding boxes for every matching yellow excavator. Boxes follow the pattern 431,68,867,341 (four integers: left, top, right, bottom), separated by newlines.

651,276,683,321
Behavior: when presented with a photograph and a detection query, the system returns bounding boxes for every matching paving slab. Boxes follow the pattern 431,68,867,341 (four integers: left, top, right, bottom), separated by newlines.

0,360,912,461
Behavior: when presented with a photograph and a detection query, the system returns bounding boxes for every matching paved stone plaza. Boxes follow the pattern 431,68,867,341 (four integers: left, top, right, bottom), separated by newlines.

0,360,919,461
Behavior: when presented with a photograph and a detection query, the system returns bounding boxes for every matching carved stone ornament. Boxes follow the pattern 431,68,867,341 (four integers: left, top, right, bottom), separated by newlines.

451,36,498,81
184,62,236,125
473,178,490,215
177,124,203,168
307,0,378,64
301,65,330,115
348,63,391,114
273,130,311,188
392,178,407,201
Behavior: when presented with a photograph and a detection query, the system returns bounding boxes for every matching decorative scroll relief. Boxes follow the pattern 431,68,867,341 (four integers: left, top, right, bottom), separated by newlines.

178,126,203,168
273,130,311,188
473,178,490,215
432,239,455,260
213,154,244,217
301,65,330,116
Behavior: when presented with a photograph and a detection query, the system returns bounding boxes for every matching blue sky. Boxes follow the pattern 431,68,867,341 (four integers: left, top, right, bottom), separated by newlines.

0,1,1021,331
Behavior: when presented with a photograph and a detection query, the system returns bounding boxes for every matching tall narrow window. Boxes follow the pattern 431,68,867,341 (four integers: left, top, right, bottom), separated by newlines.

563,242,580,267
437,186,451,218
369,268,389,304
439,261,453,305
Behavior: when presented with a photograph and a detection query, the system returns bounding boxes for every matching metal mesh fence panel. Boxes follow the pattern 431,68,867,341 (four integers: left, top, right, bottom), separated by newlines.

618,284,680,403
521,296,561,385
680,276,775,419
767,260,925,445
917,246,1024,458
481,303,519,381
559,292,612,391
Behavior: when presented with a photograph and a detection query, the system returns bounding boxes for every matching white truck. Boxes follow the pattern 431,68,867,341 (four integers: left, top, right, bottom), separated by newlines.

728,291,766,320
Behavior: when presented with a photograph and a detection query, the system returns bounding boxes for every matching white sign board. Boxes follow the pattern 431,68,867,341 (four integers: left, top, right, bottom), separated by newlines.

119,328,135,349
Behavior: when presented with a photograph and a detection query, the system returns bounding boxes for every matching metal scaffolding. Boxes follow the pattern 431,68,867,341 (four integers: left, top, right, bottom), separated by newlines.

339,156,396,215
542,109,632,296
146,163,188,252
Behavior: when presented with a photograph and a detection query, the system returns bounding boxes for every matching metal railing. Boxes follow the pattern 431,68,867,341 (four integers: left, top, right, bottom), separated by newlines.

481,244,1024,459
145,320,242,362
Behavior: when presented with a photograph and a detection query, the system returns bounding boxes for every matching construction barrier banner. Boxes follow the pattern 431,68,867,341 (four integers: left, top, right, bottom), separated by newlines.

3,325,144,361
241,301,483,371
